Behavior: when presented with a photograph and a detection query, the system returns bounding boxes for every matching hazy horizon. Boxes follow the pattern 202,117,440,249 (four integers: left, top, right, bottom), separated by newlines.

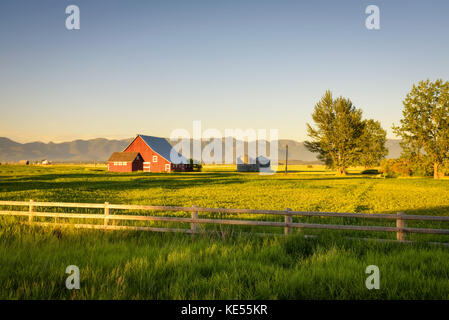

1,135,402,145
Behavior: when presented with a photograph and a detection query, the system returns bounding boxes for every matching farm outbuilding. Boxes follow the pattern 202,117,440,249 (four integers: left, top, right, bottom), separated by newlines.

237,155,271,172
107,135,192,173
237,155,258,172
256,156,271,172
108,152,143,172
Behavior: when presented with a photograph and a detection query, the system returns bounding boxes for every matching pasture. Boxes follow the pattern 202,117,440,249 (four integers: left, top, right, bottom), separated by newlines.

1,164,449,299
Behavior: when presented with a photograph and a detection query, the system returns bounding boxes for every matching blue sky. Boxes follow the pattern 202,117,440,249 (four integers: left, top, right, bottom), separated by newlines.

1,0,449,142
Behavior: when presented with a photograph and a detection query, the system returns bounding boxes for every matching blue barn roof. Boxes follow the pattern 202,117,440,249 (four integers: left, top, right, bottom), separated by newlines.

138,134,189,164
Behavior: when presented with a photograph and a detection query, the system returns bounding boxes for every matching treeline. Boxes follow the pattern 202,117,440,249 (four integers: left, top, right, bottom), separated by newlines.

305,79,449,179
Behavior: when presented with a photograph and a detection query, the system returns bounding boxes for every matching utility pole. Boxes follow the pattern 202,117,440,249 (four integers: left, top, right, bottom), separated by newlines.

285,144,288,174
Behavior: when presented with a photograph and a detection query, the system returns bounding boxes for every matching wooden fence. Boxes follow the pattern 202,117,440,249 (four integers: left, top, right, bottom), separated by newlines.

1,200,449,243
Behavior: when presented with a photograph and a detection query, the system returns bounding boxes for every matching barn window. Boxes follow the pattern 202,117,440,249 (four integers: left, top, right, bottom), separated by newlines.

165,164,171,171
114,162,119,166
153,156,158,162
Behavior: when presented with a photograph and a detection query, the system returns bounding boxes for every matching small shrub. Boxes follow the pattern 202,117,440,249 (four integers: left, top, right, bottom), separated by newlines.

380,159,412,177
442,160,449,176
361,169,379,175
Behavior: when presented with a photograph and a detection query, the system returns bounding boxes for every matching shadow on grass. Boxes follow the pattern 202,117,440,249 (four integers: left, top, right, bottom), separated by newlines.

288,176,371,181
275,170,330,173
0,171,246,193
384,205,449,216
0,170,380,196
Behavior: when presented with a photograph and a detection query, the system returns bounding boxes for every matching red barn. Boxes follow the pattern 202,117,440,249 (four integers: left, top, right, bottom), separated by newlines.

107,152,143,172
121,134,191,172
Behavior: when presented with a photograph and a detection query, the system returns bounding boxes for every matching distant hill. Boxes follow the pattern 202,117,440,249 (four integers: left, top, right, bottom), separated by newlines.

385,139,402,159
0,137,132,162
269,139,401,162
0,136,402,163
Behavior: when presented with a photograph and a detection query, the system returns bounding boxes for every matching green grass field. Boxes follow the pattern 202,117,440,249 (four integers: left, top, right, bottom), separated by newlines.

1,164,449,299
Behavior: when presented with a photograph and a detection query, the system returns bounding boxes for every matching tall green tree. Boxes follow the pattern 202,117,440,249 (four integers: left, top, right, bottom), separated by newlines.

305,91,366,176
359,119,388,167
393,79,449,179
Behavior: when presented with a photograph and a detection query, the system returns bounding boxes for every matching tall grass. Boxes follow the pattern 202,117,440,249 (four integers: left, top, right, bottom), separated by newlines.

1,218,449,299
1,165,449,299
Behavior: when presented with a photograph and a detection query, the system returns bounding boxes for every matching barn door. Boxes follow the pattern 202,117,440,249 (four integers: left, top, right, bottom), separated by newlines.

143,162,151,172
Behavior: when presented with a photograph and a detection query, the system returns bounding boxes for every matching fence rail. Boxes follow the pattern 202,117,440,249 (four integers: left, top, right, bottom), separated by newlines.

1,200,449,243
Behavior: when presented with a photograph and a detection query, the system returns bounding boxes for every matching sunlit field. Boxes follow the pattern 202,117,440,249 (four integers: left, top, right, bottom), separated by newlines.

1,164,449,299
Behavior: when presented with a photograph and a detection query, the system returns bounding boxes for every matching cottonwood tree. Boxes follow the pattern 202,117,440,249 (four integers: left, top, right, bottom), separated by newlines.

393,79,449,179
359,119,388,167
305,91,366,176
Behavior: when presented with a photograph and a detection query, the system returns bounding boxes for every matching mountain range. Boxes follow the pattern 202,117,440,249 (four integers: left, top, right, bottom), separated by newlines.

0,137,402,163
